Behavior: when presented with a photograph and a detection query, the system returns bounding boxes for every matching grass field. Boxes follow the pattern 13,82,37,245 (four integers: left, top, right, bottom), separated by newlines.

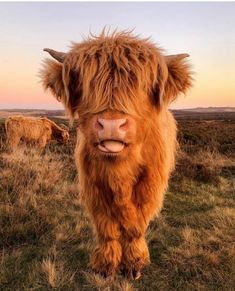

0,113,235,290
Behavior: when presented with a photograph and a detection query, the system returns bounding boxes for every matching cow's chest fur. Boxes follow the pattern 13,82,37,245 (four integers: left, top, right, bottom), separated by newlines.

92,163,147,208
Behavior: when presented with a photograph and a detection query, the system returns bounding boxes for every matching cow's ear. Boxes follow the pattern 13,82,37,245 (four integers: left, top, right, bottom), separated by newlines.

41,48,81,118
41,59,66,102
61,61,82,118
164,54,193,104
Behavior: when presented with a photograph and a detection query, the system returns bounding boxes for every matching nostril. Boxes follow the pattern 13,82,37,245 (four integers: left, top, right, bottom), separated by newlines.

119,119,128,131
96,119,104,130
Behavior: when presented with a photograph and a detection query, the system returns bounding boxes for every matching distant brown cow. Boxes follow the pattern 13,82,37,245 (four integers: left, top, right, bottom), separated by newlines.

5,116,69,150
41,30,192,279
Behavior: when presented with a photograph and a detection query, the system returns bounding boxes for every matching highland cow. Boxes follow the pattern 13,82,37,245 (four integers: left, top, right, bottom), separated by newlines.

5,116,69,150
41,30,192,279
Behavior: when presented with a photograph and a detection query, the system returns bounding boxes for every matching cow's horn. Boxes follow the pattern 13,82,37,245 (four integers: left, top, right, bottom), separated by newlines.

165,53,189,63
43,48,66,63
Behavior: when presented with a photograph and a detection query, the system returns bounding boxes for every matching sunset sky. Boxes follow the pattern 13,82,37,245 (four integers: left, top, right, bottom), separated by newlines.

0,2,234,109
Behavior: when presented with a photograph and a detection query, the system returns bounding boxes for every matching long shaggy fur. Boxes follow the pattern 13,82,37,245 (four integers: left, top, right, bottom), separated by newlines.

5,116,69,150
41,30,193,278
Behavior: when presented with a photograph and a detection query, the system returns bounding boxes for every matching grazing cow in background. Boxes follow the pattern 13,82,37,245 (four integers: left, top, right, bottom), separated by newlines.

5,116,69,150
41,30,192,279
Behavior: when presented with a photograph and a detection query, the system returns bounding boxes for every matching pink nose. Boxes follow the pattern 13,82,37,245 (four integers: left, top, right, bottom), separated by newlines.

95,118,127,140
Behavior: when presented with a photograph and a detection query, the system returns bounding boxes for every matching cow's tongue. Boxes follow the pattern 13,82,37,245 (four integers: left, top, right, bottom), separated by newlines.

98,140,124,153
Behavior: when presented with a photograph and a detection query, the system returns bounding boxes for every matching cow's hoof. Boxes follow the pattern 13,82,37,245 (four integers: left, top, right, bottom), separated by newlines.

132,269,141,280
93,266,115,280
99,271,114,280
120,267,142,280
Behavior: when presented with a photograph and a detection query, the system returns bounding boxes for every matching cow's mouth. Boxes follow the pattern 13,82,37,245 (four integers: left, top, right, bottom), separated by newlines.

97,140,126,154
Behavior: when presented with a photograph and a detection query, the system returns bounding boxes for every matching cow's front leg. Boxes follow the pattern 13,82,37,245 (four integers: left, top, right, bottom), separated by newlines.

117,204,144,238
119,169,164,279
115,203,150,279
121,235,150,280
89,210,122,278
120,208,150,280
113,186,149,279
113,187,143,239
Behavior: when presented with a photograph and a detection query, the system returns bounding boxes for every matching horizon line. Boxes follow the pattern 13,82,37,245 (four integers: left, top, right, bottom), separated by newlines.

0,106,235,111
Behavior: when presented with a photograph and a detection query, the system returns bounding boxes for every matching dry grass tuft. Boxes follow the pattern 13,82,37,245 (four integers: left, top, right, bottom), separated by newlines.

42,257,57,287
84,272,135,290
41,246,76,288
174,149,229,185
181,226,195,244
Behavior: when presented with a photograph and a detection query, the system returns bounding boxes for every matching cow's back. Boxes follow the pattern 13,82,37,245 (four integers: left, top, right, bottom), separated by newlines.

5,116,52,141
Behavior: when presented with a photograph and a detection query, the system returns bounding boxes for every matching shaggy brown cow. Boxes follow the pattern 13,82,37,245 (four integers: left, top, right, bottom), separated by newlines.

5,116,69,150
41,30,192,279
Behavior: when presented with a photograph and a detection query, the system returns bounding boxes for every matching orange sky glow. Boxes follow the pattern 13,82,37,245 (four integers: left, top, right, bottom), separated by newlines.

0,2,234,110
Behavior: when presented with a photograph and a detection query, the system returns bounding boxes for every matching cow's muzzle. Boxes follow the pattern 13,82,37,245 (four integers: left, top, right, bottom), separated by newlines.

94,118,128,153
